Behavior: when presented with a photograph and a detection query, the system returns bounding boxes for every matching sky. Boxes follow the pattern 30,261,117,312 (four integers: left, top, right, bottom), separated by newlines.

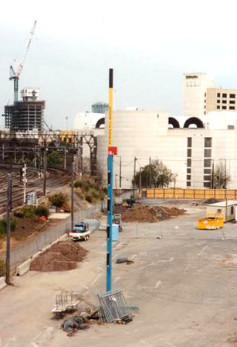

1,0,237,129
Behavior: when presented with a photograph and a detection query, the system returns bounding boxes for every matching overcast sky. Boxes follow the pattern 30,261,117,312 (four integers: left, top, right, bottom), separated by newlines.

0,0,237,129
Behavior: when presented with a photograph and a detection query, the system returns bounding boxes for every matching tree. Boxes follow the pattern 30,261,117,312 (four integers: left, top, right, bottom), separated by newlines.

213,162,230,188
133,160,174,188
47,151,61,167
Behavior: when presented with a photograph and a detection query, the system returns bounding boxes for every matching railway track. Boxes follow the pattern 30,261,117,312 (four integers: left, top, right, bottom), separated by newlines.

0,166,70,214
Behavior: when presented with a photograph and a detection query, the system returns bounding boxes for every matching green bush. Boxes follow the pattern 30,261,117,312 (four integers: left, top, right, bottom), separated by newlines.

74,180,83,188
85,195,92,203
102,187,107,194
35,206,49,218
14,205,35,218
0,219,16,238
91,190,99,200
49,193,67,208
0,259,6,277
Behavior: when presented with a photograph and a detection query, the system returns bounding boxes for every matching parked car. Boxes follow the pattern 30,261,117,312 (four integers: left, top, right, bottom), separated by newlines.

69,222,90,241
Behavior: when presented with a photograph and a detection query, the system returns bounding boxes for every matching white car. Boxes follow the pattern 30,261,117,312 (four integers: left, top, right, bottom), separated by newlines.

69,223,90,241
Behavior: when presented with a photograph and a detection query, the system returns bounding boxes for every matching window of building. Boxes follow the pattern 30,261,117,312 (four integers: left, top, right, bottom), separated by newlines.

187,149,192,157
205,137,212,147
187,159,192,167
187,181,191,187
222,100,227,104
217,106,220,109
230,100,235,104
204,149,212,157
222,93,227,98
217,208,222,213
204,182,211,188
217,99,220,103
228,125,234,129
230,94,236,98
204,93,206,97
222,106,227,109
204,175,211,181
187,168,191,173
204,111,206,115
187,175,191,180
204,159,211,167
187,137,192,147
204,169,211,174
230,106,235,110
217,93,220,97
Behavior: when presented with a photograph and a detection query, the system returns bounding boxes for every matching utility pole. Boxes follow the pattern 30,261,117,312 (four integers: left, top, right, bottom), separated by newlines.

43,148,47,196
106,68,115,293
139,167,142,194
6,173,12,285
64,147,67,170
71,159,74,231
119,156,122,188
133,157,137,198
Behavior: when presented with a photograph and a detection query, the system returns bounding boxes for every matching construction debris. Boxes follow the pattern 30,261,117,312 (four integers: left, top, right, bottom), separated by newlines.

62,315,89,335
30,241,88,272
98,289,133,323
52,291,81,317
121,205,185,223
116,257,134,265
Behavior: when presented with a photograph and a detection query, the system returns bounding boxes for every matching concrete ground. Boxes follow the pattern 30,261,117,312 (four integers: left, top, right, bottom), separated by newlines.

1,205,237,346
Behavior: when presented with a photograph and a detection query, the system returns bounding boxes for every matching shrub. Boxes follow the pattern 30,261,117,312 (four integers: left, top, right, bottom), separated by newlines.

0,219,16,238
35,206,49,218
0,259,6,277
85,195,92,203
102,187,107,194
49,193,68,208
14,205,35,218
74,180,83,188
91,190,99,200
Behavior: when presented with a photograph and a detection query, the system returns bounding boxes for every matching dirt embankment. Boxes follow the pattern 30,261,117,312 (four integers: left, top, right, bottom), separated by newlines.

121,205,186,223
30,240,88,272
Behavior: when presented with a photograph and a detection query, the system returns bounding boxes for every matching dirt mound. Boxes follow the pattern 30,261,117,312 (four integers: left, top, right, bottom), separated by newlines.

122,205,185,223
30,240,88,272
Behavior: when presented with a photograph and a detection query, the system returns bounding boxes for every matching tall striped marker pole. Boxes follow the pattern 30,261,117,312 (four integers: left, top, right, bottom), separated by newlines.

106,68,115,292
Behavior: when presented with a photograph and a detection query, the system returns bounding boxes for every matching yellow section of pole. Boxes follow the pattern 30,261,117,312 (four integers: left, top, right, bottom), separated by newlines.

108,69,113,148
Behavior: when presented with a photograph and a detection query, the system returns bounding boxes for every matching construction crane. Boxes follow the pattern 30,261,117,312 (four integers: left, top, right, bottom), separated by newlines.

9,20,37,104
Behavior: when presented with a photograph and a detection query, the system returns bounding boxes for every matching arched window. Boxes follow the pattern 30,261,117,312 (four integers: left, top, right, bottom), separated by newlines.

184,117,204,128
95,118,105,129
168,117,180,128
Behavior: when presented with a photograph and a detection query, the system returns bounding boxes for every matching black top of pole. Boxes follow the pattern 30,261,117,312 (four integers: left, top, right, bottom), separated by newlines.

109,69,113,88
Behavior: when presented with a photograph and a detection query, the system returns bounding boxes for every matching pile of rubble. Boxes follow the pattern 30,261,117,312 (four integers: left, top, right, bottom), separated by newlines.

122,205,185,223
30,241,88,272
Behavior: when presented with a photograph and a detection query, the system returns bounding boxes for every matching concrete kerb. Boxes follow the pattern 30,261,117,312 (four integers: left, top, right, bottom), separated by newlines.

0,277,6,290
16,233,68,277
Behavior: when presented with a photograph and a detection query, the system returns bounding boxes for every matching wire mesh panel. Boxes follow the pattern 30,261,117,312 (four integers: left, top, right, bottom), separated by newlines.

98,289,132,323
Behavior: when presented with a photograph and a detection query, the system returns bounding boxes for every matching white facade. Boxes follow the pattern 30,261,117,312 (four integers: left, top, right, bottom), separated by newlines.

182,73,213,117
74,112,105,130
97,110,237,190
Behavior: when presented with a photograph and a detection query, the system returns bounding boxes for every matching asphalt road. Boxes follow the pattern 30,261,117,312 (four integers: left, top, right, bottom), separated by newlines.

1,206,237,346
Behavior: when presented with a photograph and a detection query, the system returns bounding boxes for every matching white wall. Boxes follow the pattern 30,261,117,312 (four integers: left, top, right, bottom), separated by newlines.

97,110,237,190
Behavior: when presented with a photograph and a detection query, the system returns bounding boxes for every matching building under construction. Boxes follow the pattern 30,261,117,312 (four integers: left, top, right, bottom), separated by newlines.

3,88,45,131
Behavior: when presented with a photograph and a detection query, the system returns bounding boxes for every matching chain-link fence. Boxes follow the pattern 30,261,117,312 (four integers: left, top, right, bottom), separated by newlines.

1,202,102,270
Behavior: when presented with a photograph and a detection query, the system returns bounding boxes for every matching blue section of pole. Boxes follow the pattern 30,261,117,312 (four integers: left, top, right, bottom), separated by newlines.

106,153,113,292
